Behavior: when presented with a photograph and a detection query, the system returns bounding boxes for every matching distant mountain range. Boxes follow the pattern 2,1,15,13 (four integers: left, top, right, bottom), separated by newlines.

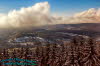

0,23,100,48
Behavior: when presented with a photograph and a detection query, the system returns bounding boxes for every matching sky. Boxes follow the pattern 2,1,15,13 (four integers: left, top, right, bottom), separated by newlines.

0,0,100,16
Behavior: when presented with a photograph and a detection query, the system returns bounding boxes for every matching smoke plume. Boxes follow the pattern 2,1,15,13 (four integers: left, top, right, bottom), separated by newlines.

0,2,100,28
0,2,54,28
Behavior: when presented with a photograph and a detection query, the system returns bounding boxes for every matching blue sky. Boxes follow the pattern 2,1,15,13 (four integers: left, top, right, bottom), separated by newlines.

0,0,100,16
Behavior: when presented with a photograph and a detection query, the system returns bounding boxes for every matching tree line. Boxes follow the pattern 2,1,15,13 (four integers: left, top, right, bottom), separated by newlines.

0,36,100,66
